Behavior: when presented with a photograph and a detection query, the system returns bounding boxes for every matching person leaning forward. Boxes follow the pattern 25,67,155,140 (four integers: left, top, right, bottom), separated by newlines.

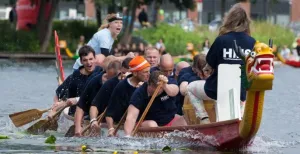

123,71,187,137
105,56,151,137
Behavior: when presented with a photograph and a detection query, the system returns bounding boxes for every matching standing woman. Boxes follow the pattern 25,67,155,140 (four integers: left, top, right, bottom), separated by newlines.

73,13,134,69
186,3,256,124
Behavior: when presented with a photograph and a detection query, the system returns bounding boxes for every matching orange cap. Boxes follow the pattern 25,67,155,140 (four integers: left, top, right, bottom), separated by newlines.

129,56,150,72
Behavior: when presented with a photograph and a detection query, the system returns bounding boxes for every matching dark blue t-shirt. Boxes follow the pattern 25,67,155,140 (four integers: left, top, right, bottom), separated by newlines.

176,71,201,115
177,66,193,83
56,66,102,100
91,74,121,114
150,66,176,78
105,75,137,123
130,78,178,126
205,32,255,101
76,71,105,115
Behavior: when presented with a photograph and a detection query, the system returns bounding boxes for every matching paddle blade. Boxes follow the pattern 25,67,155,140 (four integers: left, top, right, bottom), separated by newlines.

9,109,47,127
26,119,50,135
65,125,75,137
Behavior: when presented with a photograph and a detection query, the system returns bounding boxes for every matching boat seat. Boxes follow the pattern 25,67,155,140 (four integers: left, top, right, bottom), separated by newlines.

183,96,216,125
182,64,242,124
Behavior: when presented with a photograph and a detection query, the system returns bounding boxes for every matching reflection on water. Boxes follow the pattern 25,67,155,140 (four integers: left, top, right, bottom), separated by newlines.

0,59,299,153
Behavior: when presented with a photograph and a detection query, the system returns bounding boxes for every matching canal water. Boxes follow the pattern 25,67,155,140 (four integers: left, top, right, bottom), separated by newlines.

0,59,299,153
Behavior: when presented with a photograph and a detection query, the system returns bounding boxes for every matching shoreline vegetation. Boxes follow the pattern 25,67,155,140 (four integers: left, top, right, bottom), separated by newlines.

0,20,295,57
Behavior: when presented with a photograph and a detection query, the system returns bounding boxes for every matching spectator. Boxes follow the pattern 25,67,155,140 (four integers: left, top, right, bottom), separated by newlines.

138,8,148,28
155,38,166,55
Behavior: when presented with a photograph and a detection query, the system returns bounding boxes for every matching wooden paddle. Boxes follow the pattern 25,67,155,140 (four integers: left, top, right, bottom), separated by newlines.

113,109,128,136
132,82,163,136
82,108,107,136
65,108,107,137
26,105,67,135
9,108,51,127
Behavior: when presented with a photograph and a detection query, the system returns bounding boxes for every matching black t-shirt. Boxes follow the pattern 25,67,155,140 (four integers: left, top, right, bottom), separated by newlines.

130,78,178,126
91,75,121,114
176,71,201,115
177,66,193,83
105,75,137,123
205,32,256,101
296,46,300,56
76,71,105,115
56,66,102,100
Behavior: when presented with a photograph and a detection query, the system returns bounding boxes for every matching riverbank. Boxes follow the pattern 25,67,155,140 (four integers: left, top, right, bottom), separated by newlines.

0,53,69,60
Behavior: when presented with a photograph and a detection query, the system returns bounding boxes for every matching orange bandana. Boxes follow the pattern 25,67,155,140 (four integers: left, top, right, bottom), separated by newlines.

129,56,150,72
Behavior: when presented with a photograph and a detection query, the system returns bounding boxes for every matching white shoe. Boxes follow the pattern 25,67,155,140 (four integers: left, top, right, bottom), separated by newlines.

200,117,210,124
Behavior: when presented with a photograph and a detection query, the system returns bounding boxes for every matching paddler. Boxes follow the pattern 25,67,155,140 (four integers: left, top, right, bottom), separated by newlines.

144,47,160,68
74,58,122,136
176,54,207,115
186,3,256,124
48,45,101,119
123,71,187,137
88,57,132,136
174,61,190,81
73,13,134,70
105,56,151,137
150,53,176,78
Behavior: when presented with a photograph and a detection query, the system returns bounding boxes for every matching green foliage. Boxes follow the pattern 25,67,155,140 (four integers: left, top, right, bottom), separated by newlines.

45,135,56,144
0,20,98,53
250,21,294,48
0,135,9,139
195,21,294,49
162,146,172,152
0,20,40,53
52,20,98,52
133,23,203,56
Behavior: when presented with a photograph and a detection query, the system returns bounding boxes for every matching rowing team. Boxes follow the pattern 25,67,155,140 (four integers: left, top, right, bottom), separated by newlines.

48,45,212,137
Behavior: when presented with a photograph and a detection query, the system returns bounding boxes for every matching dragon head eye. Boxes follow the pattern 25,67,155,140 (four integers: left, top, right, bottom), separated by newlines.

250,51,256,58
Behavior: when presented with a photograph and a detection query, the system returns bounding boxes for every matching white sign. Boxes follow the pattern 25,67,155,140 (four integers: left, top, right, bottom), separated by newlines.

69,9,77,19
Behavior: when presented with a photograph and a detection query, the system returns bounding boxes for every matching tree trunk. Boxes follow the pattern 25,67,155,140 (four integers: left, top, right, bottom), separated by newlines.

108,0,116,13
221,0,226,19
120,0,137,44
37,0,47,46
96,4,102,27
38,0,60,53
151,0,159,27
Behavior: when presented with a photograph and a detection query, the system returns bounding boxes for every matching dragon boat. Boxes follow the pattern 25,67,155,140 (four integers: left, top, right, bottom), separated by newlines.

57,39,274,150
276,50,300,67
131,41,274,150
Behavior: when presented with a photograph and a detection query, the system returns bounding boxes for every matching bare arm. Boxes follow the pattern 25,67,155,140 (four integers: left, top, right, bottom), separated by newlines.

95,54,106,67
89,106,99,120
74,106,84,136
163,84,179,97
105,116,115,136
51,96,60,109
179,81,189,96
95,52,135,67
124,105,140,136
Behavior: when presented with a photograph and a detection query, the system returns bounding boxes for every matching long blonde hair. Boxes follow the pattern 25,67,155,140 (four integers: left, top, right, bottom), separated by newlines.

99,13,119,30
219,3,251,36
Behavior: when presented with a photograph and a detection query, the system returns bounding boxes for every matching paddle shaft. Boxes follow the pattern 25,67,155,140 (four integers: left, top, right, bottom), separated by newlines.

81,108,107,135
114,109,128,136
42,108,52,113
132,82,163,136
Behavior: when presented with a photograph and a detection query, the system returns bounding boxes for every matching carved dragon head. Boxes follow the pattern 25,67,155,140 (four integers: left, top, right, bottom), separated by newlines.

234,40,274,91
